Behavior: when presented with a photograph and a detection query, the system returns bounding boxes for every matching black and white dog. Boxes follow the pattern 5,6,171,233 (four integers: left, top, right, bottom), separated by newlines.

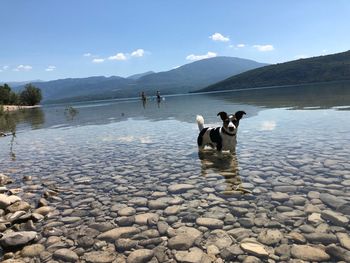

196,111,246,153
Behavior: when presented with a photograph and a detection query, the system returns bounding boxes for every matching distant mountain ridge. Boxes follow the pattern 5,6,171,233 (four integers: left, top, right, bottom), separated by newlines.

127,71,155,80
12,56,267,103
198,50,350,93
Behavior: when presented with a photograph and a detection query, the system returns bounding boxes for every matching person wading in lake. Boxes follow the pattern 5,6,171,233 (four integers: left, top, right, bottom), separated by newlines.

141,91,147,108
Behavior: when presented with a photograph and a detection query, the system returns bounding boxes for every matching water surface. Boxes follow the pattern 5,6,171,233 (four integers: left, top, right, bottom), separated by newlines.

1,83,350,262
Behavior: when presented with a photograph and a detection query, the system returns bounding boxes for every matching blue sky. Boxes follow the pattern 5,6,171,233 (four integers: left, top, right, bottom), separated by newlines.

1,0,350,82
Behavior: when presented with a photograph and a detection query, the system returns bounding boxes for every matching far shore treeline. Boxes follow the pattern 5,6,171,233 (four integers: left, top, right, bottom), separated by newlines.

0,84,42,107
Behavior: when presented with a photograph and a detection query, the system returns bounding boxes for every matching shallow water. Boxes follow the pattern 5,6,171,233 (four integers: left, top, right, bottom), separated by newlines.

1,83,350,262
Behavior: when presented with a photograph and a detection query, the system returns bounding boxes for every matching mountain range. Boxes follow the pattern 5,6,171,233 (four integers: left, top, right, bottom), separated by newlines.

8,50,350,103
198,50,350,93
13,57,267,103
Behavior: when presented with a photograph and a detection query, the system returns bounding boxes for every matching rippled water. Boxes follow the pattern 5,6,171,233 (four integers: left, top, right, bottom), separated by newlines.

1,82,350,262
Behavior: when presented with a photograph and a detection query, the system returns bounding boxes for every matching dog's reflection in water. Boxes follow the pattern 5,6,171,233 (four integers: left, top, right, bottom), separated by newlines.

198,151,250,195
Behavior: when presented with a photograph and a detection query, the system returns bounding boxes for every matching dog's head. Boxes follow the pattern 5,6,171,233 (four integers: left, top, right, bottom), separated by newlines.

217,111,246,134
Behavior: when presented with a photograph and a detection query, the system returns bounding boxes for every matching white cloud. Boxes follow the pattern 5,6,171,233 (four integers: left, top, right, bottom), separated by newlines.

14,65,32,71
186,51,217,61
108,53,127,61
83,53,92,57
131,49,145,57
260,121,276,131
210,33,230,42
2,66,9,70
45,65,56,72
253,44,274,52
92,58,105,63
229,43,246,48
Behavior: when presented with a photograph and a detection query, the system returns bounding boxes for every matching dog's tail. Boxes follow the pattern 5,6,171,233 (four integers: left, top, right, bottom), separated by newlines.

196,115,205,131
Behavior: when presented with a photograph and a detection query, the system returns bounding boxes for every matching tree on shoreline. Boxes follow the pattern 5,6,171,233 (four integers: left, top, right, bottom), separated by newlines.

19,84,42,106
0,83,42,106
0,84,18,105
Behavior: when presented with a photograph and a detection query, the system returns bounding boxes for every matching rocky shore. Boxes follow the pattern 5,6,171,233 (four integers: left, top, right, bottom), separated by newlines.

1,164,350,263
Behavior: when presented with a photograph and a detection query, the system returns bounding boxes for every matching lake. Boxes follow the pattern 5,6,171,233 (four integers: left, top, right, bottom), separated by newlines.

1,82,350,262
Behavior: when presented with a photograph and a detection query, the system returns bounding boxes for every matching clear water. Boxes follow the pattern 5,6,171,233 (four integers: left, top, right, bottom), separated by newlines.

1,82,350,261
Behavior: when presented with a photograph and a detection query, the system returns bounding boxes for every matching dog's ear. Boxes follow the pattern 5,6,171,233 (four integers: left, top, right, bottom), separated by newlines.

235,111,246,120
217,112,228,121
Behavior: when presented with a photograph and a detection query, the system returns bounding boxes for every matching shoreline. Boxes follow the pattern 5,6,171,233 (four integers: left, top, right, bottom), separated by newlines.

1,105,41,112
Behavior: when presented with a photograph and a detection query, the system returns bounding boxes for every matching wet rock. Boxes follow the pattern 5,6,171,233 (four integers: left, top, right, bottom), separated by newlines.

220,245,244,261
273,186,297,193
97,227,140,242
321,209,349,227
61,216,81,224
275,244,291,257
205,229,233,249
0,231,37,247
227,228,252,241
243,256,262,263
319,193,347,209
89,222,115,232
129,197,148,207
0,194,21,209
138,237,163,247
116,216,135,226
168,226,201,250
307,213,323,224
168,184,195,193
0,173,13,185
118,207,136,216
238,218,254,228
148,198,169,209
34,206,54,216
325,244,350,262
304,233,337,245
77,236,95,248
21,244,45,257
6,201,31,213
115,238,138,252
126,249,154,263
286,232,306,244
257,229,283,245
196,217,224,229
336,232,350,250
164,205,180,215
83,251,116,263
240,242,269,258
271,192,289,202
290,196,306,206
230,207,249,216
134,213,159,225
174,247,204,263
53,248,79,262
157,221,169,235
290,244,330,261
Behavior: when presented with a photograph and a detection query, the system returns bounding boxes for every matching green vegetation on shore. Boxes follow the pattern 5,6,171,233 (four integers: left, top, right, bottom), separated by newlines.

198,50,350,92
0,83,42,107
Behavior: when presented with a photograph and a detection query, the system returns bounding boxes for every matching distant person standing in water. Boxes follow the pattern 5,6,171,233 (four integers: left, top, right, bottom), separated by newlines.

141,91,146,101
156,91,161,101
141,91,147,108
